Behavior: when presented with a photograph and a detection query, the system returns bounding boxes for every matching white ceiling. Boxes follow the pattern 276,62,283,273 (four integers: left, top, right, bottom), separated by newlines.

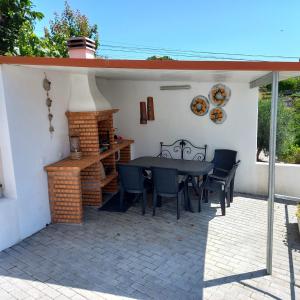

12,64,300,85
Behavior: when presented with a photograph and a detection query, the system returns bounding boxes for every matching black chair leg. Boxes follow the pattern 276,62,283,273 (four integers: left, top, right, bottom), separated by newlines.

220,191,226,216
157,195,162,207
142,190,147,215
230,180,235,203
152,191,157,216
191,176,199,196
176,194,180,220
183,179,189,210
198,187,203,212
226,190,231,207
133,194,139,203
119,187,125,210
203,175,209,203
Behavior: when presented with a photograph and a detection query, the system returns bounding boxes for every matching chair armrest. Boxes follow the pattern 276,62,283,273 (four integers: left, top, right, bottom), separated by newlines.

214,167,229,174
208,174,227,182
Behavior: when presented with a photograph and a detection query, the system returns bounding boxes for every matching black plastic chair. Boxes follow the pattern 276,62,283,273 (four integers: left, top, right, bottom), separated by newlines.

118,164,148,215
207,149,238,204
151,167,185,220
200,161,240,215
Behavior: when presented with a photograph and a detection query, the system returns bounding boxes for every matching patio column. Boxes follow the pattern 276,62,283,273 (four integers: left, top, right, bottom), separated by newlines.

266,71,279,275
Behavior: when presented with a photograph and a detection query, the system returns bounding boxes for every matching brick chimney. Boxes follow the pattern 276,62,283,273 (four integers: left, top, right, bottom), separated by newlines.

67,37,96,59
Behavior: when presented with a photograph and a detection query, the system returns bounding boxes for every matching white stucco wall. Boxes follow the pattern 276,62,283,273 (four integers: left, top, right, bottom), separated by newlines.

255,162,300,197
98,79,300,198
0,66,19,250
0,65,71,250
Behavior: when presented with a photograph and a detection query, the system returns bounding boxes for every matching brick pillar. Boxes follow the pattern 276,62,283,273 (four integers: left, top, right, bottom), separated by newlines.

47,170,83,223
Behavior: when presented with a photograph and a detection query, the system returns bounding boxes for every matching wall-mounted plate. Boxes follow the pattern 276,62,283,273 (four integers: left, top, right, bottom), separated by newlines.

190,95,209,116
209,107,227,124
209,83,231,107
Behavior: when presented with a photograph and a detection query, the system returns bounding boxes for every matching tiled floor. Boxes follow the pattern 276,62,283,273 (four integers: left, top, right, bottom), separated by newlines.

0,193,299,300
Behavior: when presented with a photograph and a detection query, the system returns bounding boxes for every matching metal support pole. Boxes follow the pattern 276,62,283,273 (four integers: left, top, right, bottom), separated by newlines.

266,71,279,275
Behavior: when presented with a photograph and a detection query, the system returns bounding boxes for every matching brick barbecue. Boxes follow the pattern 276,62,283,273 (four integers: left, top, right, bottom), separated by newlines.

45,109,134,223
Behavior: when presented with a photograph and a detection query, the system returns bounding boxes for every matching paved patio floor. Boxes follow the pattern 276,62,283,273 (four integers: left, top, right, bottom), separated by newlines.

0,194,299,300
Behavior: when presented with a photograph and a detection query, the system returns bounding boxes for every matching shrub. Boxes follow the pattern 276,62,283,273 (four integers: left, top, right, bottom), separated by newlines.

296,203,300,219
280,146,300,164
295,148,300,164
257,99,296,162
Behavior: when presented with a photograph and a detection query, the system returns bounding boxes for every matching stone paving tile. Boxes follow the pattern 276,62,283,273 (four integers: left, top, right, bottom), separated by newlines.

0,193,299,300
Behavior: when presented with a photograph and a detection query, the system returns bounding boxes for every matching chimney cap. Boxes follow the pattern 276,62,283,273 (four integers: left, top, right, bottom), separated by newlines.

67,36,96,51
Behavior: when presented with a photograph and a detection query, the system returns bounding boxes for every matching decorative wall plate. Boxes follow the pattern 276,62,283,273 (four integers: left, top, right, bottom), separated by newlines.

190,95,209,116
209,83,231,107
209,107,227,124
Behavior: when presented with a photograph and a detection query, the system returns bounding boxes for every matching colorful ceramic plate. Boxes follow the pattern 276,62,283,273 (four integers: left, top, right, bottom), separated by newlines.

190,95,209,116
209,83,231,107
209,107,227,124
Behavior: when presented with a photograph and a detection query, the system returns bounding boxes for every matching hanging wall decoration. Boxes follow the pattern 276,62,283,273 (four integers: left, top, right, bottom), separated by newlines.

209,107,227,124
190,95,209,116
43,74,54,133
140,101,147,124
147,97,155,120
209,83,231,107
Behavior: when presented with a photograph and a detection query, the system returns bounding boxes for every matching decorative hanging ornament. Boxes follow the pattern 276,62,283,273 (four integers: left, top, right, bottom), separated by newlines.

43,73,54,133
43,77,51,91
209,107,227,124
209,83,231,107
190,95,209,116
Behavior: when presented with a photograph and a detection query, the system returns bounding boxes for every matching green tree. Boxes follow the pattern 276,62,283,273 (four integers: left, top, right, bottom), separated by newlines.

0,0,43,55
44,1,99,57
146,55,174,60
264,77,300,94
16,21,59,56
257,99,296,161
294,98,300,146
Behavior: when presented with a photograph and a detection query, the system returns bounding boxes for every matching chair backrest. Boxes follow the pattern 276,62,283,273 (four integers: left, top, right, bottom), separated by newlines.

118,164,144,191
213,149,237,172
225,160,241,189
151,167,179,195
159,139,207,161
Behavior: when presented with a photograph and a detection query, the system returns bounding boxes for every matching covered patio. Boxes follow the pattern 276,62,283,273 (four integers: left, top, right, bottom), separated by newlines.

0,54,300,299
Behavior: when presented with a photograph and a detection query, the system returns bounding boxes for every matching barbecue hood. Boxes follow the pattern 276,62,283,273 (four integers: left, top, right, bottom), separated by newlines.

68,73,111,112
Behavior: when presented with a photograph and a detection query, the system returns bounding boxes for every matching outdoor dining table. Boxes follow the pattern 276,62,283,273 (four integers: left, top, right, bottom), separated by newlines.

127,156,214,212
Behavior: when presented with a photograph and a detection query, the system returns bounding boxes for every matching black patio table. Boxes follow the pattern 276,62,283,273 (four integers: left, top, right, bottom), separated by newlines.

127,156,214,212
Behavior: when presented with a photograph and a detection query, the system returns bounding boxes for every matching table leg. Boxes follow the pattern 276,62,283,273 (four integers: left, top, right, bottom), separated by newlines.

203,175,209,203
184,178,195,213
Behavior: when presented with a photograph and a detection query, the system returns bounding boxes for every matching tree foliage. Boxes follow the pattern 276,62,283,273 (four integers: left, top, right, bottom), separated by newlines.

294,98,300,146
0,0,99,57
0,0,43,55
44,1,99,57
264,77,300,94
257,99,296,161
146,55,174,60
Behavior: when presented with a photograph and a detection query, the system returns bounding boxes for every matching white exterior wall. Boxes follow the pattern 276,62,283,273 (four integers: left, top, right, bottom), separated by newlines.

255,162,300,197
98,79,300,197
0,66,19,250
0,65,71,250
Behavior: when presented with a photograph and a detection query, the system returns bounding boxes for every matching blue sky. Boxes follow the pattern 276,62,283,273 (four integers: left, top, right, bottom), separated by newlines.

33,0,300,61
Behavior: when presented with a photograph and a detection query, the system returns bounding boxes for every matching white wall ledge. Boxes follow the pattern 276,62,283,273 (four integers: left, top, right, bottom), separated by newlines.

256,161,300,168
